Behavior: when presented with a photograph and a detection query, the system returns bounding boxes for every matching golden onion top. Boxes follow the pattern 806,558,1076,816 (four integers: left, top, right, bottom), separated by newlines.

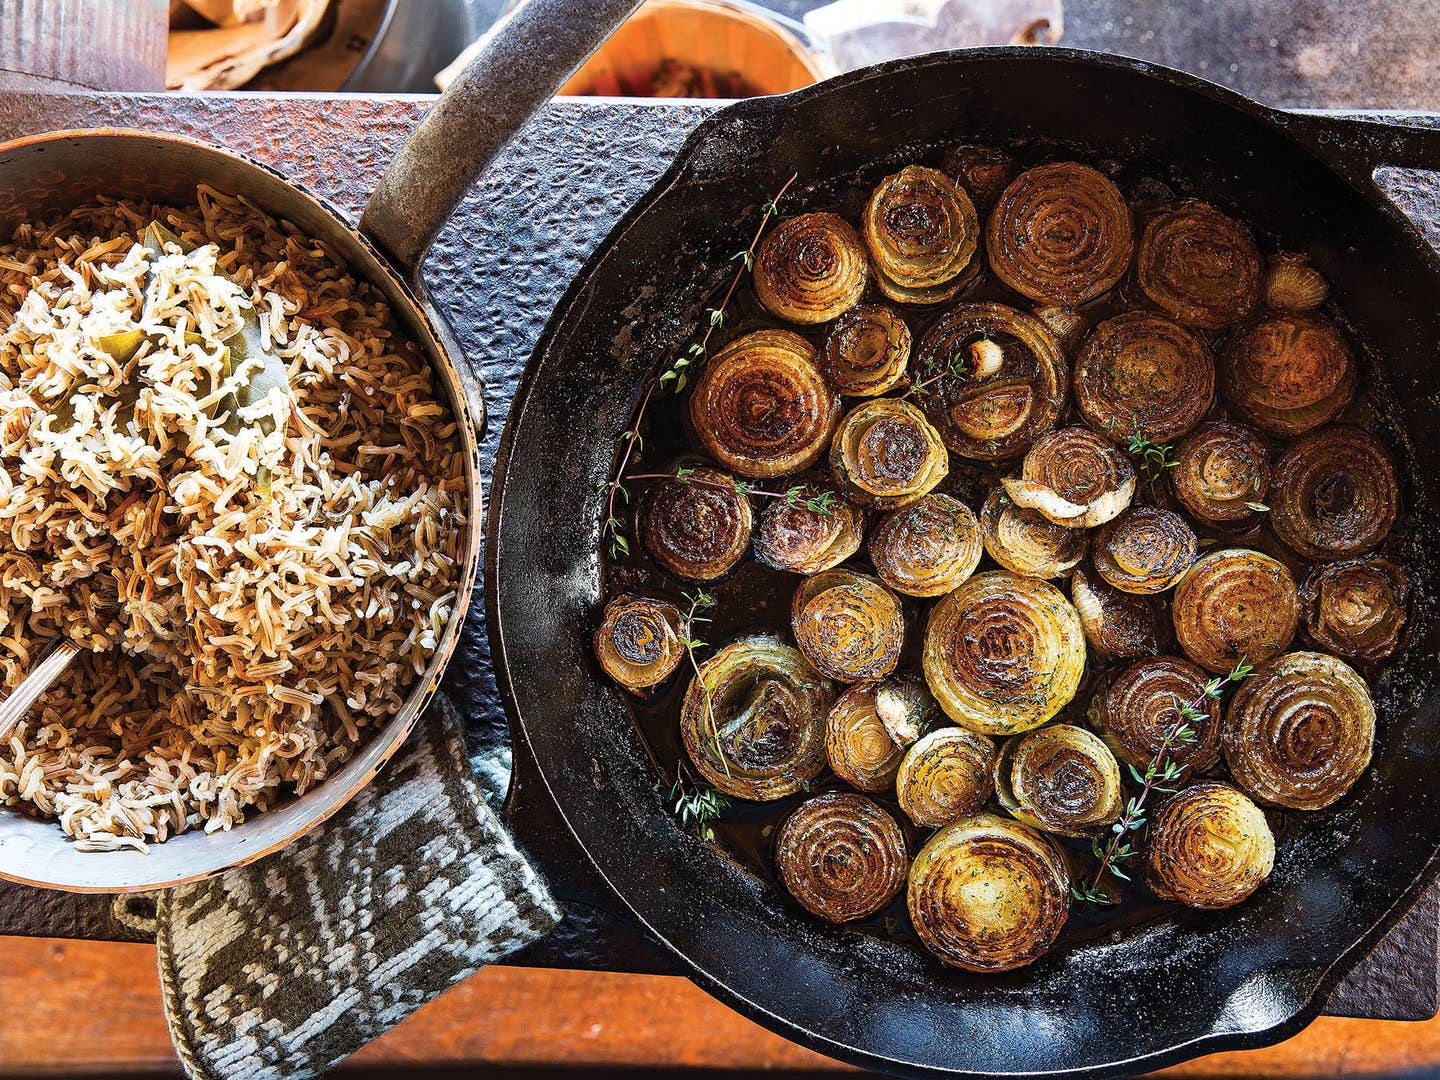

825,683,904,791
1172,547,1299,673
993,723,1123,837
819,303,912,397
863,165,981,305
792,568,906,684
1136,200,1262,329
1073,311,1214,443
1087,654,1222,775
680,633,834,801
638,465,753,581
753,211,868,325
1220,311,1355,438
912,302,1068,461
1003,426,1136,528
986,161,1135,306
1145,781,1274,909
1300,558,1409,663
895,726,998,829
908,812,1070,972
593,594,686,694
752,478,864,575
1270,425,1399,562
690,328,840,479
1223,650,1375,811
943,143,1020,209
1092,505,1198,594
1070,565,1165,662
829,396,949,509
869,493,983,597
775,791,908,923
1172,421,1272,524
923,570,1086,735
980,484,1088,580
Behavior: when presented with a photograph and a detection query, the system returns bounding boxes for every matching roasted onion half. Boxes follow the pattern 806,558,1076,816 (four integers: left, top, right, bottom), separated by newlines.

1145,781,1275,909
869,493,983,597
1092,506,1198,594
908,813,1070,972
819,303,912,397
1223,651,1376,810
863,165,980,304
874,672,940,748
680,634,834,801
986,161,1134,306
1300,558,1409,663
1003,426,1136,528
1071,565,1165,662
792,568,905,684
1220,311,1355,438
753,211,868,325
690,329,840,479
638,465,753,580
752,478,864,575
825,683,904,791
1172,548,1299,673
594,594,685,693
1136,201,1262,329
896,726,997,828
993,723,1123,837
1087,655,1222,775
1270,425,1399,561
1073,312,1214,443
775,792,908,923
913,302,1068,461
980,485,1088,580
923,571,1086,735
943,143,1020,209
1173,421,1272,524
829,397,949,509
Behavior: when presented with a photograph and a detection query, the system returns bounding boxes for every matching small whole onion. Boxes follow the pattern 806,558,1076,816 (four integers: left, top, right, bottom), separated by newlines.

775,792,908,923
895,726,998,828
792,568,905,684
1146,781,1275,909
753,211,868,324
1137,200,1262,329
593,594,685,693
1299,558,1409,663
869,493,983,597
993,723,1123,837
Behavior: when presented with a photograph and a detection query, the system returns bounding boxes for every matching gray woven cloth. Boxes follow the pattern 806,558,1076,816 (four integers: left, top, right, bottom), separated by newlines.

136,692,560,1080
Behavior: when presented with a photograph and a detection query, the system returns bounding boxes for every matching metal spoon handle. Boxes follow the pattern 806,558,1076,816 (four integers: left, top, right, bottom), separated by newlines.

0,638,80,740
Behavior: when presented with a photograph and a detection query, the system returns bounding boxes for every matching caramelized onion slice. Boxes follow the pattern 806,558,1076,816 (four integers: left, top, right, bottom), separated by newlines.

1223,651,1375,810
1087,654,1222,775
1300,558,1409,663
896,727,998,828
1137,201,1262,329
753,211,868,325
1074,312,1214,443
819,303,912,397
874,672,940,747
1003,426,1136,528
825,683,904,791
1270,425,1399,561
908,813,1070,972
1093,505,1198,594
753,478,864,575
1146,781,1274,909
1220,311,1355,437
638,465,753,581
923,570,1086,735
680,634,834,801
690,329,840,479
1071,565,1164,661
792,568,905,684
943,143,1020,209
994,723,1123,838
829,397,949,509
594,594,685,693
863,166,980,305
775,792,908,923
1265,254,1329,312
987,161,1135,306
869,493,983,597
1033,305,1088,357
1173,421,1272,524
1172,548,1299,673
912,302,1067,461
980,485,1088,580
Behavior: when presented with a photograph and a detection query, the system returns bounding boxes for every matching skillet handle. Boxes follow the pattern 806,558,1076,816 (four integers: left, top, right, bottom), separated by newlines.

1283,111,1440,194
360,0,645,275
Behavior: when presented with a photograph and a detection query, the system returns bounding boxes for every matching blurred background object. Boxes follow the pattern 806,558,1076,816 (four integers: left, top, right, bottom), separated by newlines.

0,0,168,91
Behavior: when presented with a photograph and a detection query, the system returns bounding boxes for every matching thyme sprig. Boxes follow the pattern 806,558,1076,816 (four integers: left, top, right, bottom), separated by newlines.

678,589,728,779
603,173,799,560
1126,432,1179,485
625,468,838,516
669,772,730,841
904,350,971,400
1073,657,1257,905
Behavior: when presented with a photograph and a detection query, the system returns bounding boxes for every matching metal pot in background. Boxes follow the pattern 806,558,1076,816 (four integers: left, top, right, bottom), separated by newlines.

0,0,168,91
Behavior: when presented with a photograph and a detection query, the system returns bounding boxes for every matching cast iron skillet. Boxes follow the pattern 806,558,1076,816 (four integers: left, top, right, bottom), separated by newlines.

489,47,1440,1078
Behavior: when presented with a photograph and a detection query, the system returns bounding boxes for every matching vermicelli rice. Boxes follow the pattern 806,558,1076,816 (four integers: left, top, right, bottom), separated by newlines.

0,187,466,849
